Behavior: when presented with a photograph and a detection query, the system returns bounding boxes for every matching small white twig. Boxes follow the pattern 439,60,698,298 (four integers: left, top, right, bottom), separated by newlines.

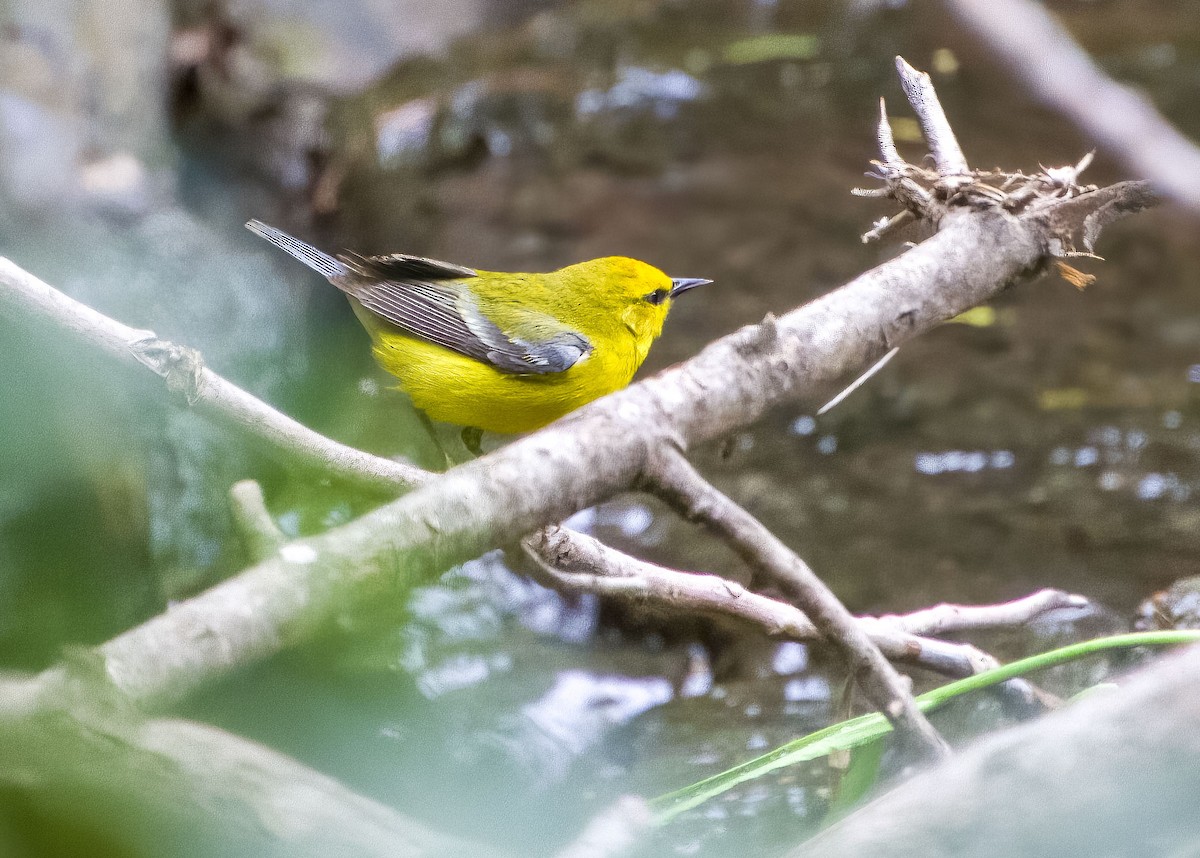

875,589,1090,636
818,347,900,415
1043,151,1094,188
877,97,902,170
852,186,895,199
860,210,915,243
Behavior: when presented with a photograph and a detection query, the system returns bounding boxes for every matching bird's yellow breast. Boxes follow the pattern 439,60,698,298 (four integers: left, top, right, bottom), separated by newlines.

369,325,641,434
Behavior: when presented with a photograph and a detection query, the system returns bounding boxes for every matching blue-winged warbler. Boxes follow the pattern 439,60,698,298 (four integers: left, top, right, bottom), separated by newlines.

247,220,709,435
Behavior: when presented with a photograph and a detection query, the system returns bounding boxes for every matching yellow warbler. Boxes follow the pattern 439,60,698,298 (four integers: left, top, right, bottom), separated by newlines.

247,220,710,435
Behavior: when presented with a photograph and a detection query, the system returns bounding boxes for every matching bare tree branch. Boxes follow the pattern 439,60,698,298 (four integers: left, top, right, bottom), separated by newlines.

526,526,1077,685
638,446,949,759
943,0,1200,211
0,684,507,858
872,589,1088,637
896,57,970,177
0,256,429,494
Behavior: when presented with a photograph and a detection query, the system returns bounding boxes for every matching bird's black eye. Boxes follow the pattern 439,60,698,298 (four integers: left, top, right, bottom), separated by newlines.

644,288,671,305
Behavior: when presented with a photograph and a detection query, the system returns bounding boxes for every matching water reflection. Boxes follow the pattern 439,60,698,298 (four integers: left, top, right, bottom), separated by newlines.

575,67,708,119
522,670,674,762
915,449,1016,475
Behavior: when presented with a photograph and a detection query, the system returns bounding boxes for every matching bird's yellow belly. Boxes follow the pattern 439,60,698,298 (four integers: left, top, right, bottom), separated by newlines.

370,330,636,434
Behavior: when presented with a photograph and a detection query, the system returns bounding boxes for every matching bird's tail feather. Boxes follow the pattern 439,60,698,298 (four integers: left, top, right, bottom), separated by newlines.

246,219,347,279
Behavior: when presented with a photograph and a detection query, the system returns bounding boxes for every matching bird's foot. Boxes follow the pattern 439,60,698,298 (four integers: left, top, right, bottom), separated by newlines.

461,426,484,457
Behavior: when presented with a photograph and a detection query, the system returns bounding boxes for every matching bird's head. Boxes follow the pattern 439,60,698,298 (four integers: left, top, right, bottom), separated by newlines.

563,256,711,356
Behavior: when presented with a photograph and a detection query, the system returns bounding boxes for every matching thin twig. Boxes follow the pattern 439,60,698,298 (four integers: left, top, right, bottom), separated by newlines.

876,97,902,170
859,209,915,243
817,347,900,415
876,588,1089,636
526,526,1063,681
640,446,950,761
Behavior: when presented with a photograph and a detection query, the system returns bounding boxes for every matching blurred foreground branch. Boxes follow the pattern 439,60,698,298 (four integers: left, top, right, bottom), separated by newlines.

553,795,651,858
0,680,507,858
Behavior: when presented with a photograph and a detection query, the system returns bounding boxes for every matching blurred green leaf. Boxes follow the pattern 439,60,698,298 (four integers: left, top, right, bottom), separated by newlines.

722,34,819,65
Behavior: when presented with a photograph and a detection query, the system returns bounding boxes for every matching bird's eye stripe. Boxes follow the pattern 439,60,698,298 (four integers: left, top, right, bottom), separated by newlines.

644,288,670,305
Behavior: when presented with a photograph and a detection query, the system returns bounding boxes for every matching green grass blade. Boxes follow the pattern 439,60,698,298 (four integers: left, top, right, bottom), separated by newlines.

823,737,887,824
651,630,1200,823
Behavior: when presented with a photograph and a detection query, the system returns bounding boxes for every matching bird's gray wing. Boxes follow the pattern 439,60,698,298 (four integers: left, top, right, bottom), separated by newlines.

348,275,592,376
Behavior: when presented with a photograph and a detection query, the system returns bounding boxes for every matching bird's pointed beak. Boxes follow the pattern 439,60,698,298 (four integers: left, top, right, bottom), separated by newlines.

670,277,712,298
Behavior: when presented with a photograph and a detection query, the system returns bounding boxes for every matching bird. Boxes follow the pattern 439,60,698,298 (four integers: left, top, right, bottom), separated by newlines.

246,220,710,445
